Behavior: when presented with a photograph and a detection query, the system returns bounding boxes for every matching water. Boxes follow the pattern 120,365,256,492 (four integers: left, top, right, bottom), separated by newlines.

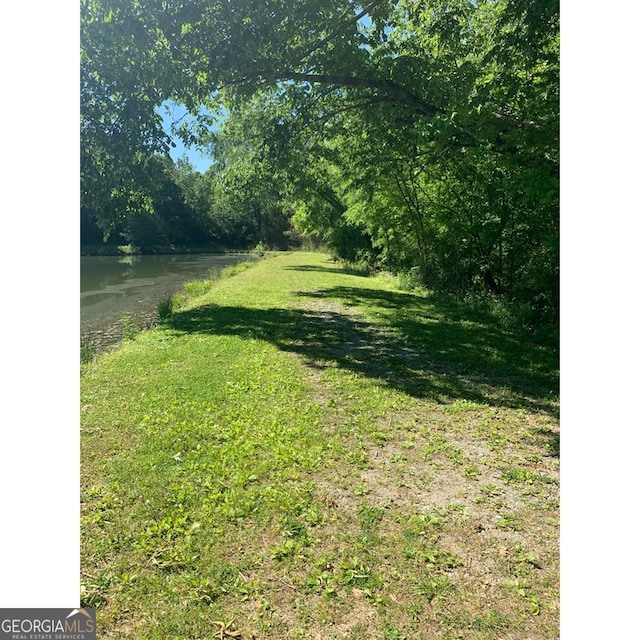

81,253,256,351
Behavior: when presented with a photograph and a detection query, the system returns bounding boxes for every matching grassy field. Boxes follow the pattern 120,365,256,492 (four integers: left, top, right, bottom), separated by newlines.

81,251,559,639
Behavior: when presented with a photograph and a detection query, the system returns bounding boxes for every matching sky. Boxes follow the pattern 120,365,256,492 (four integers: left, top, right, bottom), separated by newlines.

158,8,371,174
157,100,216,173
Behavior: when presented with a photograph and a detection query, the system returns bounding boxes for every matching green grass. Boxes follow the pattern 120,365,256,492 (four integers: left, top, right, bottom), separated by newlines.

81,251,559,639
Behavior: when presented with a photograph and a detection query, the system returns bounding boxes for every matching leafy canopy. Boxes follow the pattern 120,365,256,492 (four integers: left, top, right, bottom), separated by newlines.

81,0,558,330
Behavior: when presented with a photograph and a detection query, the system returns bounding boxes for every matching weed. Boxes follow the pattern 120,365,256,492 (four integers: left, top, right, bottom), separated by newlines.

502,466,557,486
358,505,385,531
270,538,298,561
80,572,112,608
156,297,173,321
383,622,408,639
503,466,535,484
507,579,542,615
463,465,480,480
135,513,200,569
339,557,378,592
354,483,371,496
496,513,521,530
346,446,370,469
396,266,423,291
305,566,339,597
171,292,187,311
416,574,454,602
478,483,504,498
422,433,466,466
471,609,512,631
184,576,219,604
121,314,137,340
80,335,98,364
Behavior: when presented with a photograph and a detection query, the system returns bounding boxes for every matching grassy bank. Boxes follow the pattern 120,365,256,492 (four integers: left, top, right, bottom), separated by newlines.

81,252,559,639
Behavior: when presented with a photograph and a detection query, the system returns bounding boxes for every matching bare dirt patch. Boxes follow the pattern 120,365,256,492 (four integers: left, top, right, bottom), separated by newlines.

287,294,559,639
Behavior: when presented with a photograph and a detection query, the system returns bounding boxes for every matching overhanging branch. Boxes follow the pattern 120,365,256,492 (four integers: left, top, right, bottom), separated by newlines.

276,71,444,117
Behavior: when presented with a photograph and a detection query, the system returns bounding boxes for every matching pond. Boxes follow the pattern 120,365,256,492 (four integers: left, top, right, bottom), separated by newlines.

81,253,257,352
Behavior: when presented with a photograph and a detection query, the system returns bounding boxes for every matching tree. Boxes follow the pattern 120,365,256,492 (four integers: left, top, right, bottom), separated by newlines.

81,0,558,330
108,155,216,251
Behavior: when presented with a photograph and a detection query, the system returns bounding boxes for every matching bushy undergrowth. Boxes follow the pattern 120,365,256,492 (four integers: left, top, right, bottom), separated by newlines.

395,266,423,291
459,292,559,349
337,258,375,277
392,270,558,350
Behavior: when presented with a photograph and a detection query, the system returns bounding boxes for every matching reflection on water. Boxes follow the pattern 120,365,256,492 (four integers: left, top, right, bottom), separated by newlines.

81,253,256,352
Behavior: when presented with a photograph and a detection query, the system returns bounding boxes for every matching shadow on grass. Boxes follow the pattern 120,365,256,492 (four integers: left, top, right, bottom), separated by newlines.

535,427,560,458
283,265,370,277
165,284,558,416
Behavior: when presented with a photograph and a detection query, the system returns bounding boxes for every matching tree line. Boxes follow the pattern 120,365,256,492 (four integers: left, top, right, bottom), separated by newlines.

81,155,300,252
81,0,558,338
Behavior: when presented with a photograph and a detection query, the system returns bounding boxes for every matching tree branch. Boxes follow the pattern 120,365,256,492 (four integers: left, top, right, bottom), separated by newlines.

276,71,443,117
292,0,387,67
